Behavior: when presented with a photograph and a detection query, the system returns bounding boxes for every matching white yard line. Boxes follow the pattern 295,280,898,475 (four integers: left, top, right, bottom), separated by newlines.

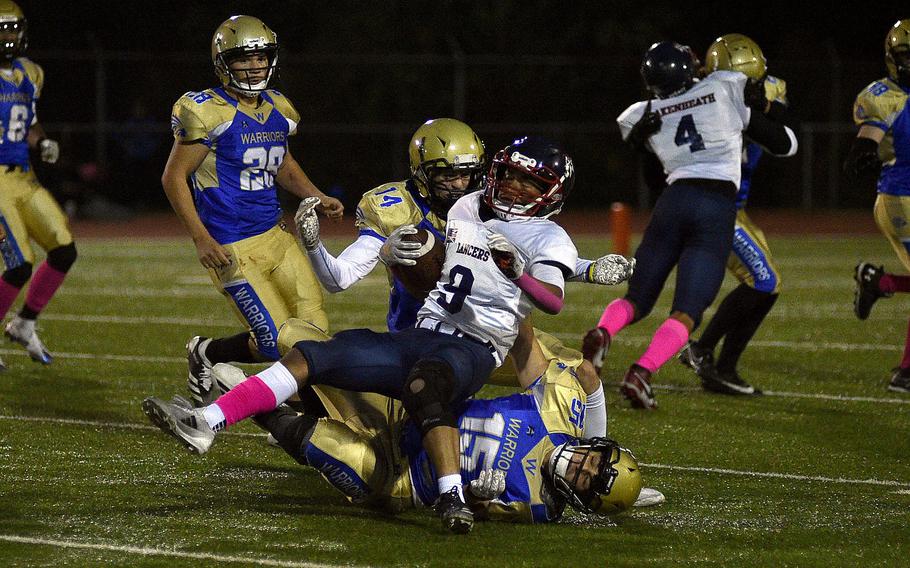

642,463,910,488
0,535,352,568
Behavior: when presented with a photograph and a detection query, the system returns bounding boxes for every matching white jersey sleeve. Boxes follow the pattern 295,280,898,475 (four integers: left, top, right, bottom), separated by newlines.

307,236,382,293
616,101,649,143
620,71,751,188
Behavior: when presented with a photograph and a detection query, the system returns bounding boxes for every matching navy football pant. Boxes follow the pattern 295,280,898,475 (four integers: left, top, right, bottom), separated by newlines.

625,180,737,329
294,327,496,403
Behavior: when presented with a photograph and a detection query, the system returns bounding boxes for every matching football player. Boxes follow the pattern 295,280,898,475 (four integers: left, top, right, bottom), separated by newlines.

846,19,910,393
161,15,343,403
677,34,788,396
0,0,75,368
582,41,797,410
144,137,587,534
176,322,650,524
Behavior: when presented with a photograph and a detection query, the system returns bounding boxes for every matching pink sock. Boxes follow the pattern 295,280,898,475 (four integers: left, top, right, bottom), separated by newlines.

901,319,910,370
879,274,910,294
24,261,67,313
212,376,278,427
597,298,635,337
0,278,21,319
637,318,690,373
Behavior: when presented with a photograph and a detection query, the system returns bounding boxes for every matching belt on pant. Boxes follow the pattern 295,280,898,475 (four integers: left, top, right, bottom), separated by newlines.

415,317,500,365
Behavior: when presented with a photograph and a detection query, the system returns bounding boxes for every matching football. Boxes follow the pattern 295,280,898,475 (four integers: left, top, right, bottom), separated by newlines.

390,228,445,299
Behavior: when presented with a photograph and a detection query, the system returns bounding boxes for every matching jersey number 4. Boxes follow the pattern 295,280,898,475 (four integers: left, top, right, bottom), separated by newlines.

674,114,705,152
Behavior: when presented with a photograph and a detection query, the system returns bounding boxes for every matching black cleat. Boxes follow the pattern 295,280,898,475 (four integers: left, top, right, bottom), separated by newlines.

434,486,473,534
854,263,890,320
678,341,715,376
186,336,214,407
888,367,910,394
700,369,761,396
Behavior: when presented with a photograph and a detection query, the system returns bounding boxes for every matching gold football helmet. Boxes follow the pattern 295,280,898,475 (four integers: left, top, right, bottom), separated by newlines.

885,20,910,87
705,33,767,81
548,437,643,515
211,15,278,96
409,118,485,216
0,0,27,61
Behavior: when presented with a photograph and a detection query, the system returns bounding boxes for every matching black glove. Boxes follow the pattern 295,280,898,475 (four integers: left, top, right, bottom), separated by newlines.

627,99,662,149
744,79,768,113
843,137,882,182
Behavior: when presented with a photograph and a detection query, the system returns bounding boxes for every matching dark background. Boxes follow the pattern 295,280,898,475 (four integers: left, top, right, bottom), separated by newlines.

15,1,907,217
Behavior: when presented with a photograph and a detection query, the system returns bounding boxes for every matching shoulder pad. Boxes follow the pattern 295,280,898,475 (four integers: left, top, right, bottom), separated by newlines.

266,90,301,130
171,90,234,142
764,75,787,104
355,181,416,236
853,79,906,128
15,57,44,96
535,361,587,437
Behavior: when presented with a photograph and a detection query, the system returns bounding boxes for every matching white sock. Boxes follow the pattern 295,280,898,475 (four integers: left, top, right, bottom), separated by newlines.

202,404,226,432
438,474,464,500
256,362,299,405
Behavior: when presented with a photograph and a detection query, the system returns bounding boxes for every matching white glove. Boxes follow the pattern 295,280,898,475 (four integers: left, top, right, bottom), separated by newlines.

39,138,59,164
487,232,525,280
587,254,635,285
379,224,422,267
468,469,506,501
294,197,322,251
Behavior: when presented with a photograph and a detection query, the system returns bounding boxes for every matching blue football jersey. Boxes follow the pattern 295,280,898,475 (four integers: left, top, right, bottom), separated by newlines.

0,58,41,170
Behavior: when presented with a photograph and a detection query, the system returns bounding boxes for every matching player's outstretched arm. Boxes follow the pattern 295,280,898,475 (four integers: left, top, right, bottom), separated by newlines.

162,140,231,269
277,149,344,220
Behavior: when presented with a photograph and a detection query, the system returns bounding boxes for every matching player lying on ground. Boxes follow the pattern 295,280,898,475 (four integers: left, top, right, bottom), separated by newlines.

170,323,662,523
145,138,600,534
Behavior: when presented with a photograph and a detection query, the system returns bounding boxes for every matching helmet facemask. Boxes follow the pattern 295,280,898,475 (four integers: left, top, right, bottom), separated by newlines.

217,46,278,97
416,158,485,217
888,46,910,89
484,149,569,220
0,17,26,61
548,439,621,514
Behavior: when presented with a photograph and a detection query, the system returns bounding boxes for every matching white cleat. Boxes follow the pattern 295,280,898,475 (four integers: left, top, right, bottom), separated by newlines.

633,487,666,507
5,316,52,364
211,362,248,396
141,396,216,455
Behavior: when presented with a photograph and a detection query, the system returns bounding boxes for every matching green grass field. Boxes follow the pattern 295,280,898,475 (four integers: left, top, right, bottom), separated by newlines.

1,234,909,567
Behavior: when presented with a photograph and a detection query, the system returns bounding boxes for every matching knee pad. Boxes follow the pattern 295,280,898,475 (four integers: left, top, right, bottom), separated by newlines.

401,359,458,435
278,317,331,355
2,262,33,288
47,242,77,273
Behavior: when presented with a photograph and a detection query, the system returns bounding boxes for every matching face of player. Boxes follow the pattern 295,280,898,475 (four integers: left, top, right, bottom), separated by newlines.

228,52,270,94
563,448,604,496
430,168,472,199
498,167,545,206
0,22,20,66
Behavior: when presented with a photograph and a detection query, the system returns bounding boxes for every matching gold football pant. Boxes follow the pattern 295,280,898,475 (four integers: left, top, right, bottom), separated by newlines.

0,167,73,270
210,225,329,359
727,209,781,294
874,193,910,271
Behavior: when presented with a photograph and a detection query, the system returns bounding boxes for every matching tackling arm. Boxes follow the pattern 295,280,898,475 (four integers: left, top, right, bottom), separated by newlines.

308,236,383,293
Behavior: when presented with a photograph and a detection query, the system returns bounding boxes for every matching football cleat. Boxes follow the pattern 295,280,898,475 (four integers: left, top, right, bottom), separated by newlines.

888,367,910,393
5,316,52,364
853,263,890,320
620,364,657,409
581,327,611,376
678,340,715,376
0,355,5,372
211,362,248,396
434,486,474,534
141,396,216,455
633,487,666,507
186,336,215,407
700,369,761,396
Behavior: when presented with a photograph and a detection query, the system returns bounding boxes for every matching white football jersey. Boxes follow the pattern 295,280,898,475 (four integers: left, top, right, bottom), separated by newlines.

617,70,751,188
418,192,578,366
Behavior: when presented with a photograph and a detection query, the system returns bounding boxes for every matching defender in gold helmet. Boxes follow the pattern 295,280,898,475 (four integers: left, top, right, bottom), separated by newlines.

0,0,77,369
548,437,643,515
885,19,910,88
705,33,767,81
846,19,910,393
409,118,486,217
211,15,279,97
0,0,26,60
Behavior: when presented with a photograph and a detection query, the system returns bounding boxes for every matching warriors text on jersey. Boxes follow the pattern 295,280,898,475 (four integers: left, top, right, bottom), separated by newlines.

417,192,578,364
617,70,751,188
853,76,910,196
170,87,300,244
355,179,446,331
0,58,41,170
402,357,588,522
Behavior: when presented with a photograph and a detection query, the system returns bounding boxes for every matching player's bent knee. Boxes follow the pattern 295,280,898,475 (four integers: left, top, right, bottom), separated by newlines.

402,359,458,435
2,262,33,288
47,242,77,273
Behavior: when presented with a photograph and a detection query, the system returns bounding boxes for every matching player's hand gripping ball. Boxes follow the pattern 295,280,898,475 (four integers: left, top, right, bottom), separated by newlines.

387,226,444,299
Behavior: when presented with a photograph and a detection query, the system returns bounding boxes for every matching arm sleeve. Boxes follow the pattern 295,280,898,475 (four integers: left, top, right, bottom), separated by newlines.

582,382,607,438
307,235,383,293
745,110,798,157
567,257,593,283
